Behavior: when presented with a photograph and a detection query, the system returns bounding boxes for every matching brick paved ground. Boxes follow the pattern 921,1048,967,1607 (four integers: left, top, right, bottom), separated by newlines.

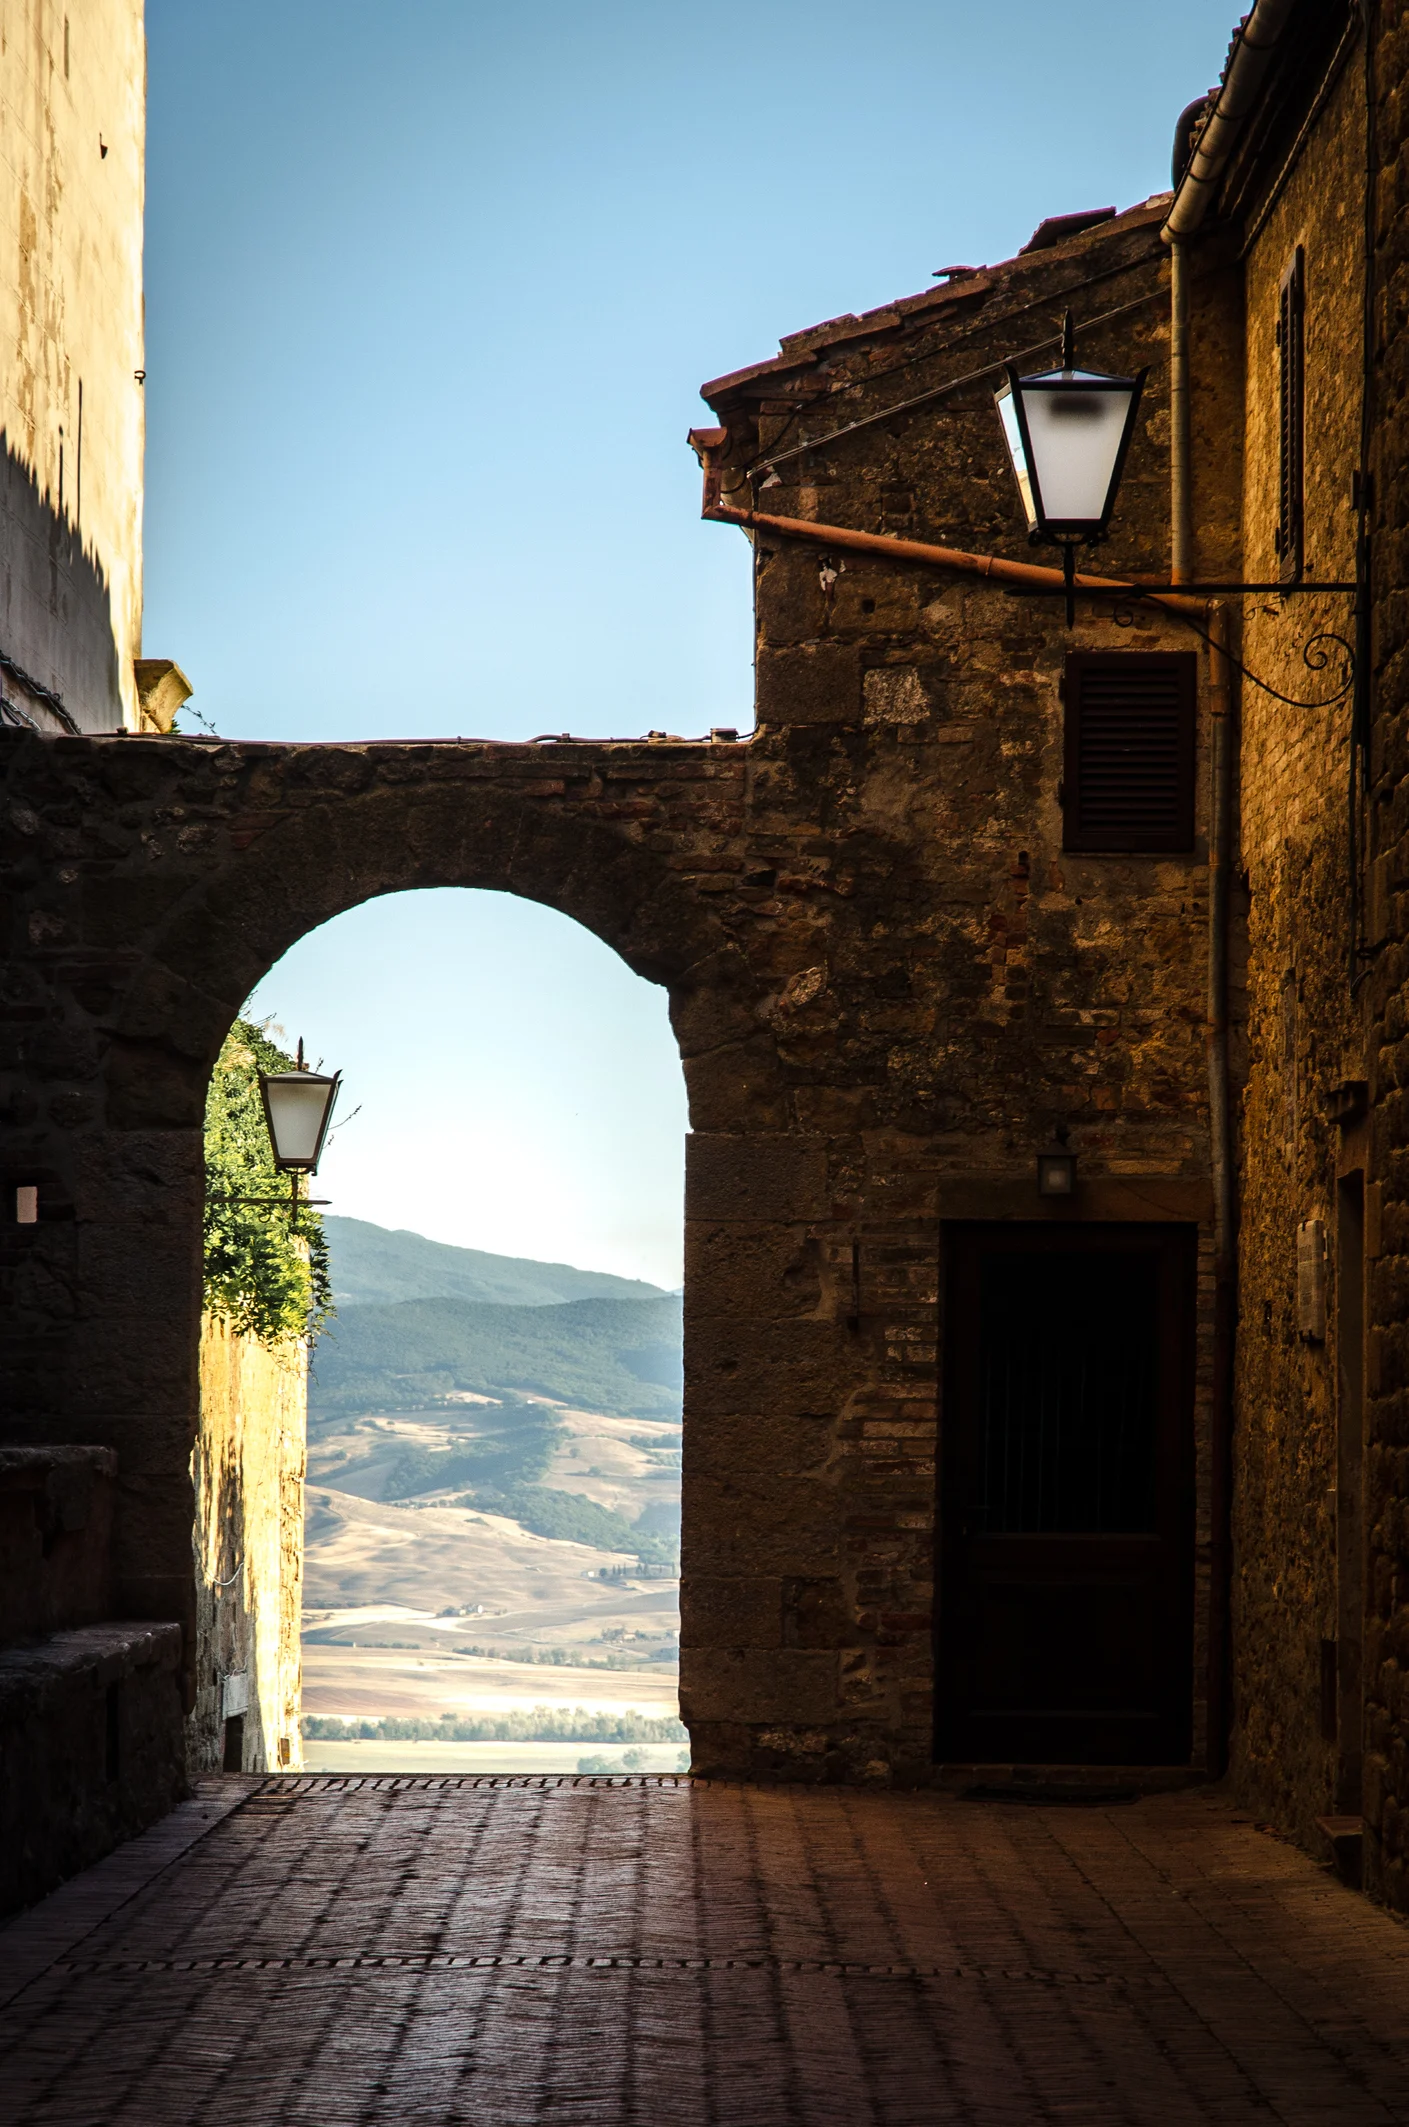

1,1776,1408,2125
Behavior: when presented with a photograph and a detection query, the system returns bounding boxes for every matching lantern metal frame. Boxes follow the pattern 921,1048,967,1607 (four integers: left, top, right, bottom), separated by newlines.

995,312,1147,622
1037,1146,1078,1198
258,1050,341,1176
207,1037,339,1223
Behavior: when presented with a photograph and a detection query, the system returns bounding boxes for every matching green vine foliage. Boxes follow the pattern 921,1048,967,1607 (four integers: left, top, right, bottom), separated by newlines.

203,1018,334,1348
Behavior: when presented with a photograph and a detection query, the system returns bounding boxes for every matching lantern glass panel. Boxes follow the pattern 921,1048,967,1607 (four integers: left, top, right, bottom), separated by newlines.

1021,373,1137,529
1037,1151,1076,1197
997,387,1037,532
261,1072,339,1170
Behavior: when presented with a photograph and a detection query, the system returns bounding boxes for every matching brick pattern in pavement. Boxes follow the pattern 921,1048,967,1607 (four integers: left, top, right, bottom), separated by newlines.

1,1776,1408,2125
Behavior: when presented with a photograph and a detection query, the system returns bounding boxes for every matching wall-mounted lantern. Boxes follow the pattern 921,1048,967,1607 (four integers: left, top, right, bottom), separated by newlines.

995,311,1146,621
210,1037,340,1223
259,1040,340,1176
1037,1133,1077,1198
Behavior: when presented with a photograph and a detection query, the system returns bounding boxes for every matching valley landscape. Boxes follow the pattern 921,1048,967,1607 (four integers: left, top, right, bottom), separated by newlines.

301,1218,684,1772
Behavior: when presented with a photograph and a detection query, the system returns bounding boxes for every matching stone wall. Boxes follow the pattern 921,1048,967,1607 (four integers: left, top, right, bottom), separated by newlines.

1361,0,1409,1912
193,1315,305,1774
1217,49,1368,1856
694,203,1221,1777
0,201,1230,1788
0,0,147,733
0,1446,184,1915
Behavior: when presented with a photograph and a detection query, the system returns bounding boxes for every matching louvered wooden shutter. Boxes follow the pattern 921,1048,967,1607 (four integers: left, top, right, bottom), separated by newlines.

1062,653,1196,852
1275,247,1305,583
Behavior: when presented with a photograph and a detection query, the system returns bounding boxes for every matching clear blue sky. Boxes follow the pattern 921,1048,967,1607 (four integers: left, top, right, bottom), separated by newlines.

147,0,1237,1283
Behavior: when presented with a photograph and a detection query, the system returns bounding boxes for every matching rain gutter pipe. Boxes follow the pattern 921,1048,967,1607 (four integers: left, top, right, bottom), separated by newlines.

1169,240,1192,584
1206,600,1236,1774
1163,0,1300,576
1161,0,1300,245
694,492,1206,622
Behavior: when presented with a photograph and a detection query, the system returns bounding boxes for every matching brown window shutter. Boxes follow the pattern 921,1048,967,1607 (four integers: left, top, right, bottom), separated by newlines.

1277,246,1305,583
1062,653,1197,852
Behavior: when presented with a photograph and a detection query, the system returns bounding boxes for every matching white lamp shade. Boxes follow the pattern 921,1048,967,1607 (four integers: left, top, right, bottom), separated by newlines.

996,362,1145,541
259,1070,340,1172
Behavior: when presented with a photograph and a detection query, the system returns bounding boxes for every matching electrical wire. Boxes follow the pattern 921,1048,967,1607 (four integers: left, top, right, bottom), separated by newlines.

0,649,80,734
747,252,1168,477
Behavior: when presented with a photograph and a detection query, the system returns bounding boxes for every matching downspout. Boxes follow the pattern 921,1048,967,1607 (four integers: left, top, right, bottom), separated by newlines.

1206,601,1236,1776
1169,240,1192,583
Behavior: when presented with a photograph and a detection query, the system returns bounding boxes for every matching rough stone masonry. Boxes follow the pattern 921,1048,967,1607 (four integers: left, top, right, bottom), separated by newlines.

0,199,1232,1787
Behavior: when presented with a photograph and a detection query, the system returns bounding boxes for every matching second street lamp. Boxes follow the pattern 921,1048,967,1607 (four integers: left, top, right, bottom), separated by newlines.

995,310,1146,621
210,1037,341,1222
260,1040,341,1179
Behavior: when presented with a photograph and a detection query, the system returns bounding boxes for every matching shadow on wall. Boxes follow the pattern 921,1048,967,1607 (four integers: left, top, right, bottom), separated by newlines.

195,1318,307,1776
0,430,121,733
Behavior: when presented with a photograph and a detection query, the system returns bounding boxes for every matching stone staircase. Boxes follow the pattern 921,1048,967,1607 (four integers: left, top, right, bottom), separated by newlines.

0,1447,185,1917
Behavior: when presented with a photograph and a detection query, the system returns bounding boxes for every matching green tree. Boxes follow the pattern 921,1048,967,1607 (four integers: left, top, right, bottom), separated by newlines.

203,1018,334,1347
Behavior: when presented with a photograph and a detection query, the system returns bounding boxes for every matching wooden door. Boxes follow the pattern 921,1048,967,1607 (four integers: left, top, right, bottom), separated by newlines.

937,1224,1195,1766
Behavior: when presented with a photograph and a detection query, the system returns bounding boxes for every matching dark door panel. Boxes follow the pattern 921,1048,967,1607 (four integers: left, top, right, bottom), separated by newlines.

938,1225,1195,1766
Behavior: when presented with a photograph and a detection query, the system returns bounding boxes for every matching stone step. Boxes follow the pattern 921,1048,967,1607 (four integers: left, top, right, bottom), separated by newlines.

0,1446,117,1643
1315,1813,1365,1890
0,1620,185,1918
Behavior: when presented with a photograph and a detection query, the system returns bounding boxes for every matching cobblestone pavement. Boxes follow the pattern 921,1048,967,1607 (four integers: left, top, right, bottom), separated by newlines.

2,1776,1408,2125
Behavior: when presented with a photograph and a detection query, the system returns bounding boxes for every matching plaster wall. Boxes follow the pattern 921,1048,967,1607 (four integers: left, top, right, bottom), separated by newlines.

0,0,145,732
193,1314,305,1774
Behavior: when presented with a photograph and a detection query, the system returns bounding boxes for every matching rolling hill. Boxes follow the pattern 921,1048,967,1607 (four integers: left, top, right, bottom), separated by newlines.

323,1217,668,1309
309,1292,683,1423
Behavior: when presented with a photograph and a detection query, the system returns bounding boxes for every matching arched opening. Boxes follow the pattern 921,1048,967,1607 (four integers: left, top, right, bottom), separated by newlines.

5,729,845,1850
195,886,687,1776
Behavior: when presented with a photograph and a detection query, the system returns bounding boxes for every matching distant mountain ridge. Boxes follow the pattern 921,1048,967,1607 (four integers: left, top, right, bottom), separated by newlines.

310,1292,684,1424
324,1217,668,1310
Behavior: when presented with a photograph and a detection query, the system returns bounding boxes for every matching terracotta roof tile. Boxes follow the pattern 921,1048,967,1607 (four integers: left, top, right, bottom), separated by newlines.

699,195,1172,406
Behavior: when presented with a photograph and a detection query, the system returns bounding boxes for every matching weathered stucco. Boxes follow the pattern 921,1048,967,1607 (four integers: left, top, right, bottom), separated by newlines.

0,0,145,732
194,1314,305,1774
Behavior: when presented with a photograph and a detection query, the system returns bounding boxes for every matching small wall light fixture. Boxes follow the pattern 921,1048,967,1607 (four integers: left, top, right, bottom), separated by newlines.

995,311,1146,622
1297,1217,1328,1341
1037,1129,1077,1198
15,1185,38,1224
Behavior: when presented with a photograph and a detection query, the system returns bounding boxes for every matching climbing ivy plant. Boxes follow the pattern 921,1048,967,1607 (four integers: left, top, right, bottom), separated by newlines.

203,1018,334,1348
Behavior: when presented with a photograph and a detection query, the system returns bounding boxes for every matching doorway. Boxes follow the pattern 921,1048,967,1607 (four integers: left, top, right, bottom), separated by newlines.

937,1223,1196,1766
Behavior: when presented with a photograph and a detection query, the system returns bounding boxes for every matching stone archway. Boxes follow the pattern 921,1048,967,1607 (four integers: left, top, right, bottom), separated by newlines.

5,729,908,1788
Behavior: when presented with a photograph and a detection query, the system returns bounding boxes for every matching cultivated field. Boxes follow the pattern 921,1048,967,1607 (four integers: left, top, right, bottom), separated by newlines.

302,1398,680,1766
